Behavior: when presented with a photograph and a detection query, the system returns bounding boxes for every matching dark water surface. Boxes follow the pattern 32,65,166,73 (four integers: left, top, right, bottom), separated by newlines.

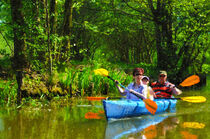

0,89,209,139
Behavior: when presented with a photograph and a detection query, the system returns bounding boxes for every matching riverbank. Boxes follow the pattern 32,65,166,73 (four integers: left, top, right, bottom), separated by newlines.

0,59,208,106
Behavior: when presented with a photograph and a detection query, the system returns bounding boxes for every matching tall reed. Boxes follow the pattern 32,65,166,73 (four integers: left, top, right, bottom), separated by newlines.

0,80,17,106
57,65,134,97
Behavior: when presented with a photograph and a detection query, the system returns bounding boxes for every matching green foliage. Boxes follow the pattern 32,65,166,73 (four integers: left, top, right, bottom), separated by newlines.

0,80,17,106
0,0,209,104
173,0,209,75
0,56,12,71
55,62,139,97
0,34,12,56
1,0,208,73
202,64,210,74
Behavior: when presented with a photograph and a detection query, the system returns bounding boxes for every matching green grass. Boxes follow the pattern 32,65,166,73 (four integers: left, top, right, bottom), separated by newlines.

57,64,133,97
0,79,17,106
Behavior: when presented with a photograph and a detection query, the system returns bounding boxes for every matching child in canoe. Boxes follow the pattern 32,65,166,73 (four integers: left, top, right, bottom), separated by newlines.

141,76,155,100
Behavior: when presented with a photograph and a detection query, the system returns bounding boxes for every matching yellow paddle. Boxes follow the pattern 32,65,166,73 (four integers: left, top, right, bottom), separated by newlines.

178,96,206,103
93,68,158,115
160,96,206,103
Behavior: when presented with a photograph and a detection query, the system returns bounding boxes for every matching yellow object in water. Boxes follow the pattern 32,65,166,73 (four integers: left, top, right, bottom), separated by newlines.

182,122,205,129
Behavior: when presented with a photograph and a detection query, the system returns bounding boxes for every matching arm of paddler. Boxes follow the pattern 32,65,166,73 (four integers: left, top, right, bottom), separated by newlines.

169,83,182,95
115,80,126,96
148,86,155,100
142,85,155,100
129,89,146,100
172,87,182,95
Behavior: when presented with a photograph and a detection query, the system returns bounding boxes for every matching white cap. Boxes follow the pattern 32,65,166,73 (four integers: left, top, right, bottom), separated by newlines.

142,76,149,81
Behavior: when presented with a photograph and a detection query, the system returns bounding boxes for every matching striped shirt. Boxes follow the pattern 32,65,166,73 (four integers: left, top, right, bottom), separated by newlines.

151,81,174,98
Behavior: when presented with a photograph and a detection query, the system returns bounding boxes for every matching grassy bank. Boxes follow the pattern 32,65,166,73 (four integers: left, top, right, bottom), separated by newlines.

0,60,135,106
0,57,209,106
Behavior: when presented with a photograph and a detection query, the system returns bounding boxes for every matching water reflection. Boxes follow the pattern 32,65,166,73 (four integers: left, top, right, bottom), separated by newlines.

182,122,205,129
181,131,198,139
105,113,179,139
0,100,107,139
0,94,209,139
85,111,105,119
0,118,4,131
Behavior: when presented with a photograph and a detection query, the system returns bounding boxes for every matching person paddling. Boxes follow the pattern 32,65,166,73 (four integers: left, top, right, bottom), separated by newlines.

115,68,146,100
151,71,182,98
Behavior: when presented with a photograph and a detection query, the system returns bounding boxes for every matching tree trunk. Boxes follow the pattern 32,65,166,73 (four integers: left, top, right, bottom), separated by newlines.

49,0,57,63
10,0,27,104
155,23,166,69
44,0,53,74
50,0,57,34
60,0,73,61
148,0,174,70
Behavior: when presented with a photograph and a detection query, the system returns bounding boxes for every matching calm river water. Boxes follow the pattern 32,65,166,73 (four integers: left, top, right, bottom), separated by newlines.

0,88,209,139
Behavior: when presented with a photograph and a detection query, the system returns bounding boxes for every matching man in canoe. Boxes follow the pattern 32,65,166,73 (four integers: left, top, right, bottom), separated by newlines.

151,71,182,98
115,68,153,100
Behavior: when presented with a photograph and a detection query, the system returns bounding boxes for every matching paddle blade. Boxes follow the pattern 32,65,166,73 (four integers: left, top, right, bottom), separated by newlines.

94,68,109,77
143,99,158,115
180,75,200,87
181,96,206,103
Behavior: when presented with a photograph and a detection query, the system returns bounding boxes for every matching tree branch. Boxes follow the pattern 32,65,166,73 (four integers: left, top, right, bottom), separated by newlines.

115,8,153,21
123,0,153,18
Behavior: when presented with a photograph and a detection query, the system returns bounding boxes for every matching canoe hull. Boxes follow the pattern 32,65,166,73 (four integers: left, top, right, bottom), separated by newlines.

103,99,177,120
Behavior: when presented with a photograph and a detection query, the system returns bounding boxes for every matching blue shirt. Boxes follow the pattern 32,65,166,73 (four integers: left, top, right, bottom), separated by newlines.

123,82,144,100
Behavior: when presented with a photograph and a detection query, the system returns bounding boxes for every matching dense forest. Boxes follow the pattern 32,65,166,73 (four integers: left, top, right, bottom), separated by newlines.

0,0,209,105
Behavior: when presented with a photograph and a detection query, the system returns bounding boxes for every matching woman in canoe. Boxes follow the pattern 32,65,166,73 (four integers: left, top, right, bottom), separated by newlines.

115,68,154,100
151,70,182,98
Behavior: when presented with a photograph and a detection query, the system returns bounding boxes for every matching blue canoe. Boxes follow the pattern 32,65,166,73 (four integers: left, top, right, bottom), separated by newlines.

103,99,177,120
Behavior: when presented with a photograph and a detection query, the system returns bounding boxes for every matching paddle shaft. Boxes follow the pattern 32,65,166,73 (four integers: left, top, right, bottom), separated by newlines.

86,96,125,100
107,76,146,100
155,98,181,100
